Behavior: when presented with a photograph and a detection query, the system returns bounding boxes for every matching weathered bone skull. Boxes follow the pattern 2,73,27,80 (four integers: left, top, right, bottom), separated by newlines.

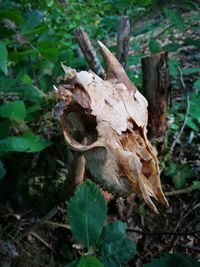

54,41,169,213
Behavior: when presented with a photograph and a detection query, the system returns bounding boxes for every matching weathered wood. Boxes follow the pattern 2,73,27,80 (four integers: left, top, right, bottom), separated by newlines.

141,51,170,141
74,27,105,78
116,16,130,69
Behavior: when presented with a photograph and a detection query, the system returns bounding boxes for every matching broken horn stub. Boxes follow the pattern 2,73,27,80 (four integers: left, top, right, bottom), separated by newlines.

97,40,137,94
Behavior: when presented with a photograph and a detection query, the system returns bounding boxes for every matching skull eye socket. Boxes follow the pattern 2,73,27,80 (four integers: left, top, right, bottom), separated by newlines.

65,109,98,146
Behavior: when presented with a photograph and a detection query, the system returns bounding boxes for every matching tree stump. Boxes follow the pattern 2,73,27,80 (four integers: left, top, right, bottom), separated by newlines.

116,16,130,69
141,52,170,146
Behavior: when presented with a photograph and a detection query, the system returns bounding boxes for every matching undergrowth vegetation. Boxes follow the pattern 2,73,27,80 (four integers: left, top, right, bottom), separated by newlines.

0,0,200,266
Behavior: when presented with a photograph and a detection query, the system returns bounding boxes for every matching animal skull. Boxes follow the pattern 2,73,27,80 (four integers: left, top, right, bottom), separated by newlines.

54,41,169,213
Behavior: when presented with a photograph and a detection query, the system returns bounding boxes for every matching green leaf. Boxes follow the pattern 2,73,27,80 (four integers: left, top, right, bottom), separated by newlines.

77,256,103,267
185,38,200,48
181,68,200,75
0,160,6,179
101,238,136,267
9,50,38,61
0,119,10,139
0,76,44,101
163,43,180,52
144,253,200,267
149,40,161,54
0,101,26,120
67,180,107,248
187,117,198,131
190,94,200,119
38,41,58,60
21,74,32,85
168,58,180,76
174,165,194,189
193,78,200,89
22,10,43,33
0,132,52,154
164,8,184,31
0,42,8,75
97,221,126,248
0,9,24,25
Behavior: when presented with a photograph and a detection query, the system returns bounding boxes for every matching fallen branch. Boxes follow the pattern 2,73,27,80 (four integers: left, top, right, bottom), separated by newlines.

74,27,105,78
165,182,200,196
44,221,70,230
30,231,56,254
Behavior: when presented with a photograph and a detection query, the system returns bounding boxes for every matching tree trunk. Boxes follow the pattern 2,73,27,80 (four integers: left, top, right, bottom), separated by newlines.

74,27,105,78
116,16,130,69
141,52,170,145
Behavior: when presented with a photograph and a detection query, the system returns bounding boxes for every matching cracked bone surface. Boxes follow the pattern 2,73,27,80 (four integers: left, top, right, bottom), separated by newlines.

55,41,169,213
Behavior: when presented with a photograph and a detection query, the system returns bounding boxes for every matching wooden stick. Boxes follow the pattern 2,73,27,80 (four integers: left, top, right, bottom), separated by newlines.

74,27,105,78
116,16,130,69
30,231,56,253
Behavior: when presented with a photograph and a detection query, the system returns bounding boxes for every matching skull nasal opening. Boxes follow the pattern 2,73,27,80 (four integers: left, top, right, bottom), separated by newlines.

65,109,98,145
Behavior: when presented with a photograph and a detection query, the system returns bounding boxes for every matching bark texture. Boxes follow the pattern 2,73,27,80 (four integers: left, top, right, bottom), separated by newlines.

116,16,130,69
74,27,105,78
142,51,170,140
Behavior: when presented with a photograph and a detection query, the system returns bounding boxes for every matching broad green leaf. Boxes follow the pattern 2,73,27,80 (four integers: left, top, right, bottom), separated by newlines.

0,120,10,139
21,74,32,85
165,163,177,177
0,132,52,154
0,101,26,120
165,163,194,189
164,8,184,31
189,94,200,119
182,68,200,75
67,180,107,248
171,122,179,130
0,160,6,179
9,50,38,61
174,165,194,189
164,43,180,52
23,24,48,36
193,78,200,89
101,238,136,267
38,41,58,60
97,221,126,248
168,58,180,76
185,38,200,48
0,42,8,75
77,256,103,267
149,40,161,54
187,117,198,131
22,10,43,33
144,253,200,267
0,76,44,101
0,9,24,25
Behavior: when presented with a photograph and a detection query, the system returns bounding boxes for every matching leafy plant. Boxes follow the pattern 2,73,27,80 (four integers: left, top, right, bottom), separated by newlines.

66,180,136,267
0,41,8,75
144,253,200,267
0,160,6,179
165,163,194,189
